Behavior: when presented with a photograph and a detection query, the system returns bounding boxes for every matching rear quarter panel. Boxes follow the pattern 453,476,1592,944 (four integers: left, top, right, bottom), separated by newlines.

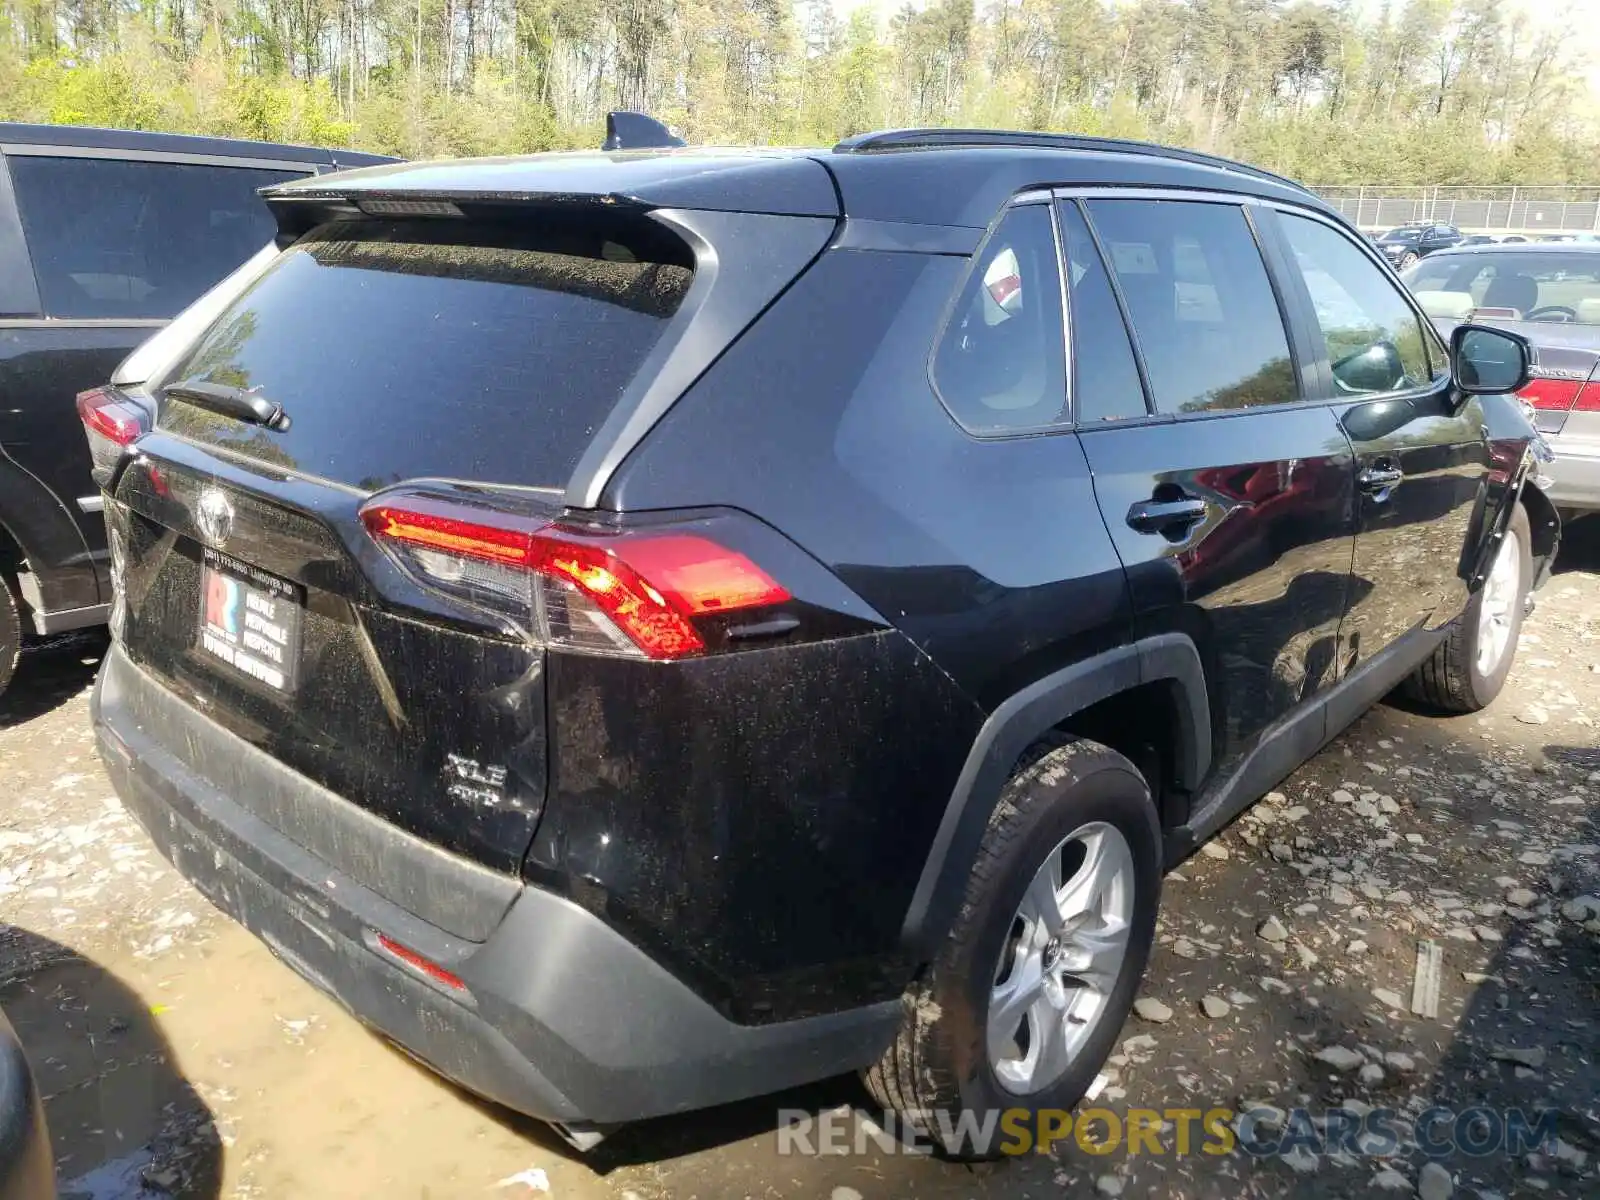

599,247,1134,1017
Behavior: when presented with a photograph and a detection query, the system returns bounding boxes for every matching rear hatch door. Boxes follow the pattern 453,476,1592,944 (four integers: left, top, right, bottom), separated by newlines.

108,190,835,888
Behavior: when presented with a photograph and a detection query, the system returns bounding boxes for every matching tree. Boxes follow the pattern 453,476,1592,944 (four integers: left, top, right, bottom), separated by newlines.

0,0,1595,185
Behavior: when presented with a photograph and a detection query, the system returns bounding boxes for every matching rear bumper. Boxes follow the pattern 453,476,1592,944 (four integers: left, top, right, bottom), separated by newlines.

0,1011,53,1200
92,646,896,1129
1543,438,1600,512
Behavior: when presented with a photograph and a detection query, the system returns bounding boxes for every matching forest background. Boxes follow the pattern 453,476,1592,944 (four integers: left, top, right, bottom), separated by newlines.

0,0,1594,186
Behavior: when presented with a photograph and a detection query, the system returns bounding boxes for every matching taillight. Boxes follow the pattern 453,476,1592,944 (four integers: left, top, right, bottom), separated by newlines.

77,386,147,444
1519,377,1600,414
77,387,150,485
360,495,791,660
1518,379,1582,411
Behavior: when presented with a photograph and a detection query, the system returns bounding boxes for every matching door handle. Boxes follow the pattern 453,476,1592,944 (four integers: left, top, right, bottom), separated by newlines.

1126,497,1208,535
1358,465,1404,495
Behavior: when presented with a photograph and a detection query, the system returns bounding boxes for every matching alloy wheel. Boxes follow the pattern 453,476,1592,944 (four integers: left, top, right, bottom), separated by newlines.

1476,526,1521,678
988,821,1135,1095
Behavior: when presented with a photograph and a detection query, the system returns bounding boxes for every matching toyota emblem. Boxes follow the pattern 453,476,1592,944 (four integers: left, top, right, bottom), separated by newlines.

196,488,235,549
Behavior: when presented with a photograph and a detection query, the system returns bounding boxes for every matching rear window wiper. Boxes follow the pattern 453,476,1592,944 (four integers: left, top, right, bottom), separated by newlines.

163,378,291,431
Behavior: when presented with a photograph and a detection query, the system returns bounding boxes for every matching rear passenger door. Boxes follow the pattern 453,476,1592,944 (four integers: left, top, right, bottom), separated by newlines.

1064,194,1358,789
0,148,306,581
1266,208,1489,686
1423,224,1462,254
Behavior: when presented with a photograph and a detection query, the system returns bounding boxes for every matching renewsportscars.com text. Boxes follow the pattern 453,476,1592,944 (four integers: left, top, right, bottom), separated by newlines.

776,1104,1561,1160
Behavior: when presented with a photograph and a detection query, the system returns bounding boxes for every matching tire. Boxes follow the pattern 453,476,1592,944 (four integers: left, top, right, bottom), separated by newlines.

1399,251,1420,270
0,574,18,701
863,738,1161,1159
1405,502,1531,713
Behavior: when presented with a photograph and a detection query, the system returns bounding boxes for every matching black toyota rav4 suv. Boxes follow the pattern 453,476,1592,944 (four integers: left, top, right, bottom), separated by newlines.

86,124,1556,1156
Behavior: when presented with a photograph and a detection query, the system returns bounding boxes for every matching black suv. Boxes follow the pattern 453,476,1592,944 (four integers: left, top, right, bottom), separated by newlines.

86,125,1556,1156
1375,221,1464,269
0,123,391,695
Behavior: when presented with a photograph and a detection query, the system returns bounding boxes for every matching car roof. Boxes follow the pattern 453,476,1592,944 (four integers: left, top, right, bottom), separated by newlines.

1424,241,1600,258
264,133,1333,229
0,122,395,168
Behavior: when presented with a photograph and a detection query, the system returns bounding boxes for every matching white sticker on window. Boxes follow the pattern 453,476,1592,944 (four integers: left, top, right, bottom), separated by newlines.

1110,242,1158,275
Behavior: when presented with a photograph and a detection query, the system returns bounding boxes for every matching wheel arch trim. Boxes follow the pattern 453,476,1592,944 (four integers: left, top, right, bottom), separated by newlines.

0,454,101,618
900,633,1210,958
1517,475,1560,593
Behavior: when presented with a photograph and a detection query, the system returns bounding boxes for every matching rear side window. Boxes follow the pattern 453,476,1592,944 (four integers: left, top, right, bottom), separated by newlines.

1085,199,1296,415
163,216,694,489
1279,214,1432,394
9,155,300,319
1057,202,1147,422
933,204,1067,434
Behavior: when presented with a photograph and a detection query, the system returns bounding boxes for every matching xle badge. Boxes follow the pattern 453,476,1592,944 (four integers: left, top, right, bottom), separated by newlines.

445,753,509,807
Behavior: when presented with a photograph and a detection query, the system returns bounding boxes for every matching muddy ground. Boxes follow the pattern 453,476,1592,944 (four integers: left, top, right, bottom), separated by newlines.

3,528,1598,1200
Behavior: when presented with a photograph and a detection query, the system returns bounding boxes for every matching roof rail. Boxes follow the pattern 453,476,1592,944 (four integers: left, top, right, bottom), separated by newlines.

832,128,1306,193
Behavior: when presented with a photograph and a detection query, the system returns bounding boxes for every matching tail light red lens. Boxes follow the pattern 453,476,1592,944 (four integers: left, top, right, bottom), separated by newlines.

360,496,791,660
589,534,791,615
77,387,148,445
1520,378,1600,413
77,386,151,486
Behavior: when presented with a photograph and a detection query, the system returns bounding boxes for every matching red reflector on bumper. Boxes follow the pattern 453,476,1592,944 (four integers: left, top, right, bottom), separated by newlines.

375,932,468,992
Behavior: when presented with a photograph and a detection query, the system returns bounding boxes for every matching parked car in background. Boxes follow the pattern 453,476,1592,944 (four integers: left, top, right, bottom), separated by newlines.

0,1007,52,1200
85,121,1553,1163
0,124,393,698
1376,222,1464,268
1406,241,1600,520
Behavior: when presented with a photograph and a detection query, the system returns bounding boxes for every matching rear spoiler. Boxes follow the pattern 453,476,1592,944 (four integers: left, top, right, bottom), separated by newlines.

259,139,837,244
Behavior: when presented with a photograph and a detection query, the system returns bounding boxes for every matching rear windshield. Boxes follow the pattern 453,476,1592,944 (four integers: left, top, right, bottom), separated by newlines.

161,216,694,489
1404,252,1600,325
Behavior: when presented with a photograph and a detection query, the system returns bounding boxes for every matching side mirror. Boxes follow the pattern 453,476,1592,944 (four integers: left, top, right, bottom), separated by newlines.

1450,324,1533,395
1340,395,1418,442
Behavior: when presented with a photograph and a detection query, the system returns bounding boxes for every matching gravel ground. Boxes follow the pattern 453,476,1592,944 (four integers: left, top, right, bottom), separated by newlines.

3,527,1598,1200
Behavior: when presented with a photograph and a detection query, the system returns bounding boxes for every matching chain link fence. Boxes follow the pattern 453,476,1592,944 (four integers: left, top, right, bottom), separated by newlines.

1310,185,1600,235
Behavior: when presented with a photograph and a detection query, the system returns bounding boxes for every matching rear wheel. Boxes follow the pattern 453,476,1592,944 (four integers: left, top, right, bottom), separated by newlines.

863,739,1161,1159
1405,503,1531,713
